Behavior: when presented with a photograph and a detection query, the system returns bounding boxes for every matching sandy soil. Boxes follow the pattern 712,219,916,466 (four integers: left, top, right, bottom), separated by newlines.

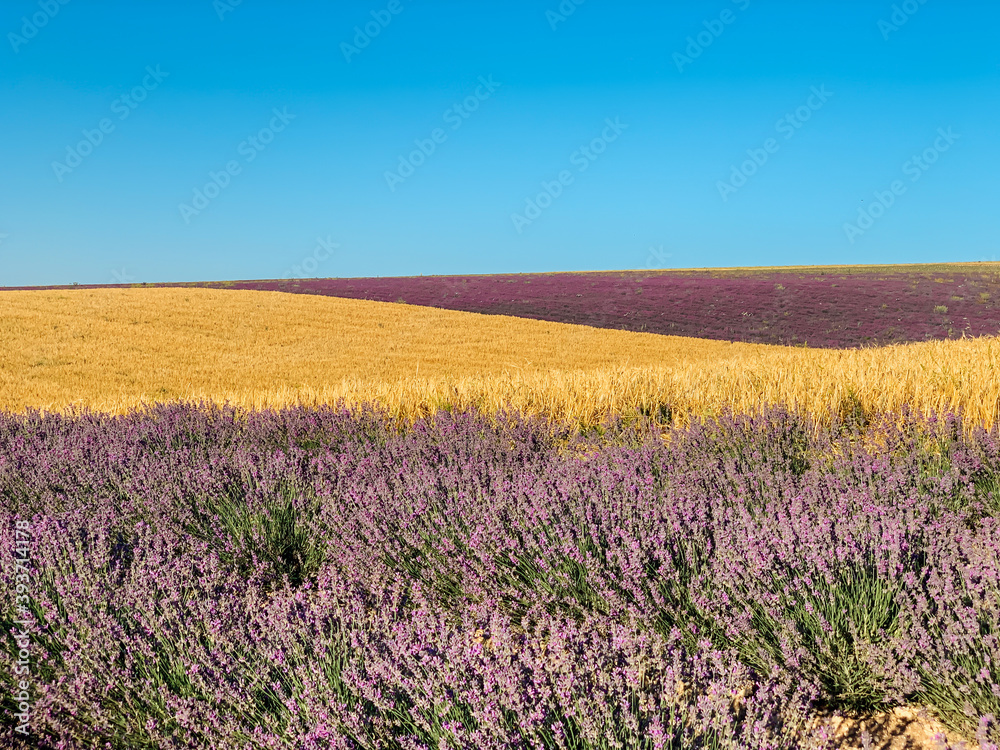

807,706,974,749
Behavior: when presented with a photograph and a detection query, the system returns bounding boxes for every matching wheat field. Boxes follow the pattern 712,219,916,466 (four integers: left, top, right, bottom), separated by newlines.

2,287,998,427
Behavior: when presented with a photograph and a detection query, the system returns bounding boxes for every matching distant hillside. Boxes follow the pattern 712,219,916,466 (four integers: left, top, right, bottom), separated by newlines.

185,263,1000,348
7,263,1000,348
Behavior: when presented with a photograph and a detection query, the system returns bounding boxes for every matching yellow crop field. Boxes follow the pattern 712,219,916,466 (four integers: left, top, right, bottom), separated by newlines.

2,287,999,427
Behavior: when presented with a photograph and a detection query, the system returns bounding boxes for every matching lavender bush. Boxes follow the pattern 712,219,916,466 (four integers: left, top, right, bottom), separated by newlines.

1,403,998,748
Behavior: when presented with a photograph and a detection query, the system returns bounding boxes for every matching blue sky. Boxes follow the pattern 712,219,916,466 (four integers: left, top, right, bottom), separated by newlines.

1,0,998,286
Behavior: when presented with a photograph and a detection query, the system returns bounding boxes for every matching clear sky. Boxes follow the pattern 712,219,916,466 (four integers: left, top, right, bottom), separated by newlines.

1,0,998,286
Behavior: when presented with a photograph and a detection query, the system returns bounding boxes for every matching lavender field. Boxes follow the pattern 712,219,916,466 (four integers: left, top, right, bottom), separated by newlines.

2,404,999,749
180,266,1000,348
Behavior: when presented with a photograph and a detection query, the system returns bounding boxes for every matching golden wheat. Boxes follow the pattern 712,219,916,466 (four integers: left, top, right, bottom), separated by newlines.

1,288,998,427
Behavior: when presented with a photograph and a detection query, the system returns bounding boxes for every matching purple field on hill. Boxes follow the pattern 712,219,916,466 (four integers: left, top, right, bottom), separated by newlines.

178,265,1000,348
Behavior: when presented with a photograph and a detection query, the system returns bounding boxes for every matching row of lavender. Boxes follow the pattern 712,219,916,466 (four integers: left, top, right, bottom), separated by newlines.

1,404,999,748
